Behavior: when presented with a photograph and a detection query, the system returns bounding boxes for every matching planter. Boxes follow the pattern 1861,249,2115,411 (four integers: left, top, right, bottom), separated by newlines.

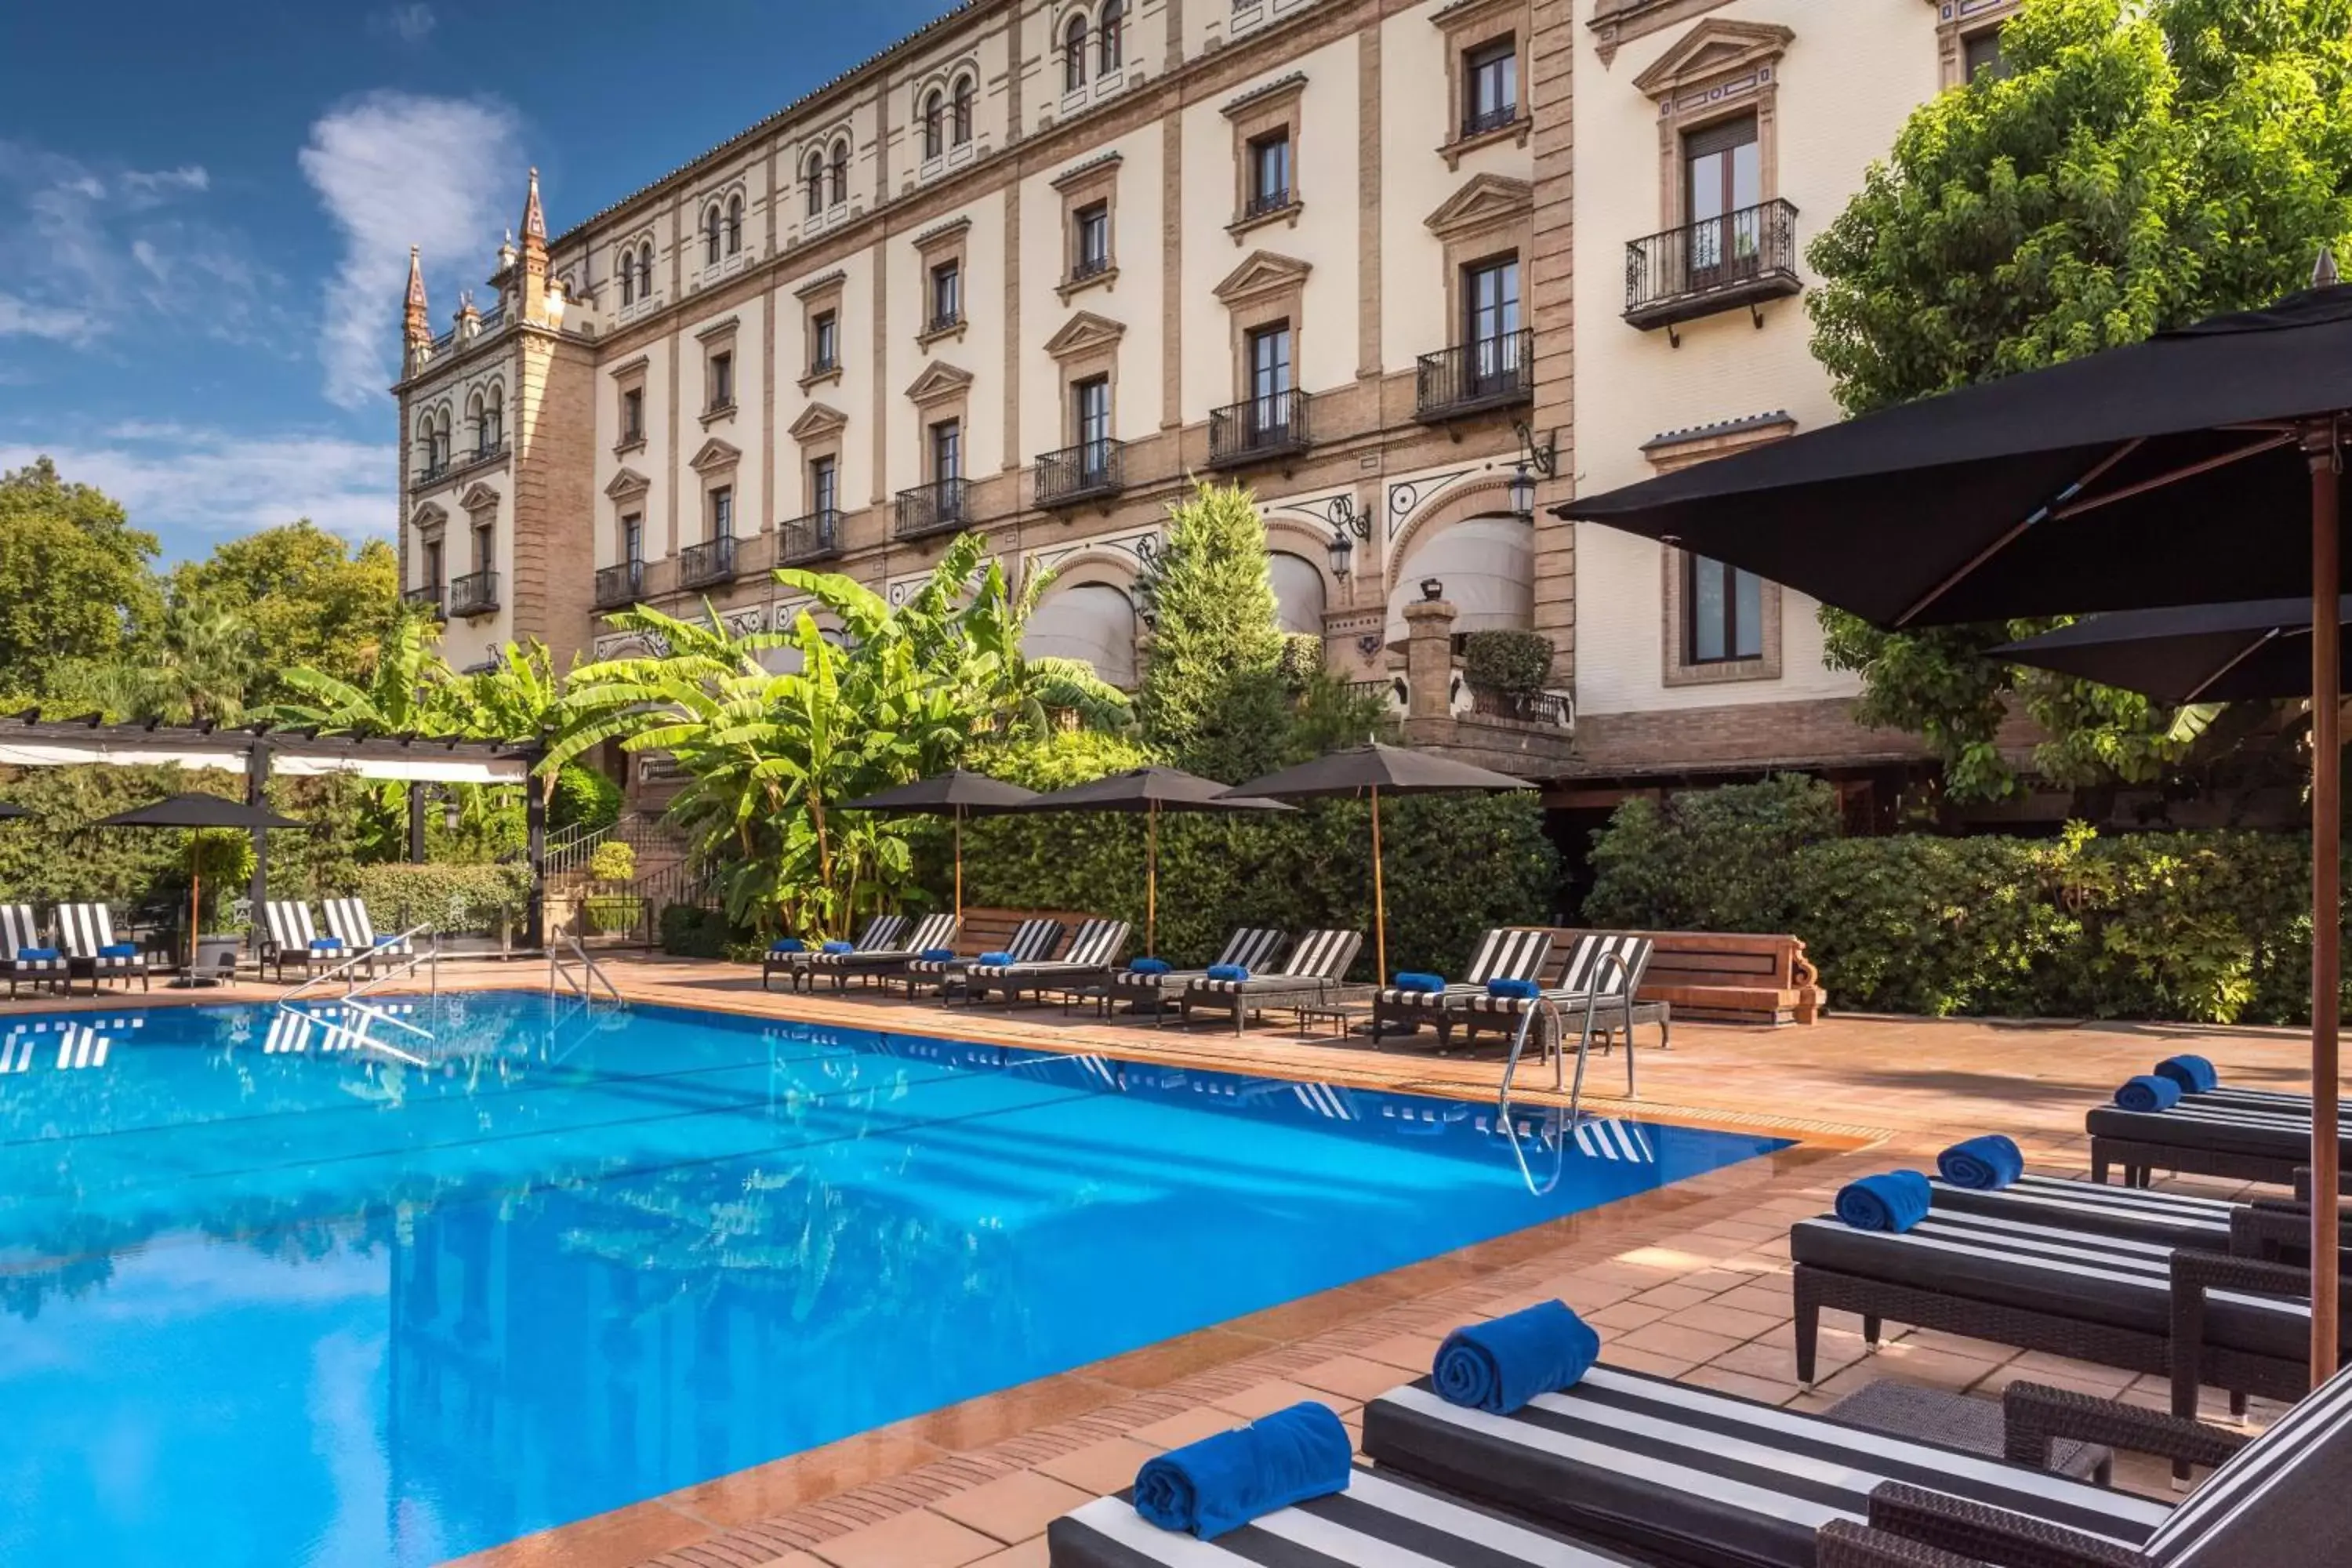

191,934,243,985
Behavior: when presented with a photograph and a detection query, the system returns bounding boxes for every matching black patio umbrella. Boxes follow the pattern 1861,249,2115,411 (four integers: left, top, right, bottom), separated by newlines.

1013,767,1290,955
0,803,28,820
1219,742,1532,982
841,770,1040,921
1993,598,2352,704
93,793,308,974
1559,279,2352,1379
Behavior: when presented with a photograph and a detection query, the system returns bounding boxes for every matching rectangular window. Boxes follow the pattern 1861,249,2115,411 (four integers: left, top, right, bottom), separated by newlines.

931,418,962,482
1073,376,1111,463
1463,38,1517,136
1246,322,1292,436
707,350,735,410
620,387,644,442
472,522,494,572
1463,256,1522,390
810,455,838,516
1073,202,1111,278
1962,27,2009,81
1685,554,1764,664
1247,131,1291,214
423,539,444,591
710,485,734,539
1683,113,1763,278
810,310,837,371
929,260,962,331
622,514,643,564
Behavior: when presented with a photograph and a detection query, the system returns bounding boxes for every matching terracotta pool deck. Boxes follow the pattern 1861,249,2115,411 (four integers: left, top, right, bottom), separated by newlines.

13,959,2325,1567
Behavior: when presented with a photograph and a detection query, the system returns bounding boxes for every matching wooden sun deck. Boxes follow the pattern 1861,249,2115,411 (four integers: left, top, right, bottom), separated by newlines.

9,956,2324,1568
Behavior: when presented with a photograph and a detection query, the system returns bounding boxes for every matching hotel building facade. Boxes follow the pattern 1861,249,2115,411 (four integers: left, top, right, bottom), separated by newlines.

392,0,2023,808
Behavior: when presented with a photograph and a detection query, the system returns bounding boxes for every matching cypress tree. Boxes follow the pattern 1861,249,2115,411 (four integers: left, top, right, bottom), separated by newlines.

1134,481,1292,781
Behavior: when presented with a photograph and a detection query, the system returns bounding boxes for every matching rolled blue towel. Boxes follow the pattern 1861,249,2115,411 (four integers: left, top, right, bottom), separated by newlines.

978,950,1014,966
2154,1054,2218,1094
1133,1401,1351,1539
99,942,139,959
920,947,956,962
821,940,855,955
1936,1134,2024,1192
1432,1300,1600,1414
1487,977,1541,1000
14,946,58,960
770,938,806,954
1206,963,1250,982
1128,956,1171,975
1836,1170,1932,1232
2116,1075,2183,1113
1392,971,1446,993
310,937,344,952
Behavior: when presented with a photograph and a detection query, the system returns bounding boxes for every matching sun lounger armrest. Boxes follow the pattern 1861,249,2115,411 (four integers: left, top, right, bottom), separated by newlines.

1818,1521,1994,1568
2000,1383,2248,1471
1863,1483,2146,1568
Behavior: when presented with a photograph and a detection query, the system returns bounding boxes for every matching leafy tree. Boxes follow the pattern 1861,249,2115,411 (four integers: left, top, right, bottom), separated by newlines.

0,458,160,702
1806,0,2352,800
117,597,260,727
1134,481,1292,781
169,521,402,691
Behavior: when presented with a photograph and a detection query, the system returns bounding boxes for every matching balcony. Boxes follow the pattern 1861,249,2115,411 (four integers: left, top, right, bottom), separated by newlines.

1460,101,1520,141
593,561,644,610
679,532,737,588
401,584,446,621
1069,251,1113,287
1624,198,1802,333
416,458,450,485
1035,439,1125,507
1414,329,1533,423
467,437,507,466
1239,185,1294,222
895,477,970,540
1465,682,1573,729
448,570,499,618
1207,390,1310,470
922,308,964,339
778,510,844,565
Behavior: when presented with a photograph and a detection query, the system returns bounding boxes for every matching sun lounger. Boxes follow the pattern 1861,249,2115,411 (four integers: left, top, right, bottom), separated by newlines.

1788,1207,2338,1417
1101,927,1288,1022
260,900,342,983
0,905,67,998
1450,932,1671,1050
56,903,150,994
1364,1356,2351,1568
1372,927,1553,1047
812,912,960,991
321,897,415,973
1047,1463,1664,1567
966,917,1129,1005
1178,928,1363,1034
894,916,1065,998
2089,1087,2350,1189
762,914,908,992
1927,1171,2247,1247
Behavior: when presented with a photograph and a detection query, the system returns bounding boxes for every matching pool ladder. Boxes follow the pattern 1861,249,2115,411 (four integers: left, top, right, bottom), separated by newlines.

548,935,622,1004
1497,949,1636,1126
274,924,440,1062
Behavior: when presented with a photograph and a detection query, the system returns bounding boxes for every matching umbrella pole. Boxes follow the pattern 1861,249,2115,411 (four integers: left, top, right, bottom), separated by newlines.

189,836,201,972
2312,438,2343,1383
954,807,964,923
1147,800,1158,957
1371,786,1386,981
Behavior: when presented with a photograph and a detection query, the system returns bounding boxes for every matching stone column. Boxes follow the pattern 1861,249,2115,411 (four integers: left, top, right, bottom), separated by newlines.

1403,597,1457,720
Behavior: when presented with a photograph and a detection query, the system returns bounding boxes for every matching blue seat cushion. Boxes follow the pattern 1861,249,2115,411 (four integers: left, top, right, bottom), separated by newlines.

310,937,344,952
99,942,140,959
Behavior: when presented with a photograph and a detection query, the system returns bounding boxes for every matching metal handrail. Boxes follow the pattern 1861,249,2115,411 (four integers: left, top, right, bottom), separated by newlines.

274,923,440,1059
1498,949,1637,1123
549,935,622,1004
278,922,437,1005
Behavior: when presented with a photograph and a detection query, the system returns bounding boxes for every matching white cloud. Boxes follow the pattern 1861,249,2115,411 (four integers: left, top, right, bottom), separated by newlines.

0,292,100,343
299,92,524,410
0,423,396,550
369,4,437,43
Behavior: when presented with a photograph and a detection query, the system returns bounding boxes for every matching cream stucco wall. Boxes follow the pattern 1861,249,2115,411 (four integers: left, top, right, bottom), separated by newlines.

1570,0,1941,717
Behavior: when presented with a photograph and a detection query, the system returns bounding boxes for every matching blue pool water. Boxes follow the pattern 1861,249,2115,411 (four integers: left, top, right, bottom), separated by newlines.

0,994,1785,1565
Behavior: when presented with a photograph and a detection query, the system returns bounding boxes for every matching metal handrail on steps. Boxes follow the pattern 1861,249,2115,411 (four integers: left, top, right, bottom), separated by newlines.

1498,949,1637,1123
274,923,440,1060
549,935,622,1004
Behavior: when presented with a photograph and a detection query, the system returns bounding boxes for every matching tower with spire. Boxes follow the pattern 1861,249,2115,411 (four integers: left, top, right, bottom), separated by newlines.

517,167,553,327
402,245,431,373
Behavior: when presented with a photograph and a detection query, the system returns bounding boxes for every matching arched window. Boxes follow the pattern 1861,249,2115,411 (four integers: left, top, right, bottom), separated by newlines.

922,89,945,159
484,384,503,451
952,75,975,145
804,153,825,217
1098,0,1123,73
703,204,722,266
1063,14,1088,92
637,243,654,299
429,408,451,470
619,256,633,305
465,390,485,454
725,194,743,254
828,140,849,207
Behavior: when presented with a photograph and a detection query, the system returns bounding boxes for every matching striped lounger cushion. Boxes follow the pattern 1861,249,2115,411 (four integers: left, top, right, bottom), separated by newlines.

1,906,66,984
1928,1172,2240,1247
969,919,1124,981
1047,1465,1652,1568
1376,929,1552,1009
1360,1364,2172,1568
2089,1089,2351,1166
2122,1355,2352,1563
60,906,143,974
1790,1209,2311,1363
1458,935,1653,1017
1189,931,1360,995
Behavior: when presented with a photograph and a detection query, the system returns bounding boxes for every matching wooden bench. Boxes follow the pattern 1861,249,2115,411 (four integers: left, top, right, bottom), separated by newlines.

1548,927,1824,1025
948,906,1102,960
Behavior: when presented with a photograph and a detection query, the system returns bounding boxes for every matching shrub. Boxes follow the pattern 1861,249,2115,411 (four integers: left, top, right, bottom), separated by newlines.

1461,630,1555,695
550,764,622,834
350,862,532,937
1585,775,1841,933
659,902,736,958
586,840,637,884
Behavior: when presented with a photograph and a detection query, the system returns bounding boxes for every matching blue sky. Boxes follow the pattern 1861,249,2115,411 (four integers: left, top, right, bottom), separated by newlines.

0,0,950,560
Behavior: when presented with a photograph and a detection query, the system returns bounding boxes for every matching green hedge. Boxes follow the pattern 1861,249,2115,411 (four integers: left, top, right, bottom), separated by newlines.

659,902,738,958
1584,775,2324,1024
350,862,533,937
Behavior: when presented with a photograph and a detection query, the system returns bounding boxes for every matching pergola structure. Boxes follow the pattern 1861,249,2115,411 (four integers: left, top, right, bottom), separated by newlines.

0,710,549,946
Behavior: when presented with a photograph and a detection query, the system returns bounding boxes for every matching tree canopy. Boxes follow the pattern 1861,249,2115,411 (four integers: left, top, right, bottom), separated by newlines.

1805,0,2352,800
167,521,402,691
0,459,162,702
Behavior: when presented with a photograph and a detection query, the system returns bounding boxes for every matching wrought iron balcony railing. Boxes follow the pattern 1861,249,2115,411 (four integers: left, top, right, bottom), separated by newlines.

401,584,446,620
417,458,449,483
1414,328,1533,421
1070,250,1113,285
593,561,644,609
1460,101,1519,140
1207,390,1310,469
1624,198,1802,331
1035,439,1125,506
1465,682,1572,729
448,570,499,617
924,309,964,336
778,510,844,565
679,532,737,588
469,437,507,465
1240,185,1294,220
895,477,970,539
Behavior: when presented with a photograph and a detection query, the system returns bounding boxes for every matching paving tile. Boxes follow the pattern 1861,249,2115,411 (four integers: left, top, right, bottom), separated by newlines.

1628,1283,1715,1312
748,1556,832,1568
970,1541,1052,1568
1127,1406,1245,1450
1613,1321,1747,1365
1584,1298,1671,1332
1682,1366,1805,1406
808,1509,1001,1568
1033,1438,1159,1497
1355,1332,1445,1373
1660,1301,1786,1343
930,1472,1094,1545
1206,1378,1327,1420
1292,1354,1414,1403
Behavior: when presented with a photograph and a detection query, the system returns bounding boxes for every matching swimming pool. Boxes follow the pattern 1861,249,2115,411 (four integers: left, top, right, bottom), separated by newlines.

0,993,1786,1566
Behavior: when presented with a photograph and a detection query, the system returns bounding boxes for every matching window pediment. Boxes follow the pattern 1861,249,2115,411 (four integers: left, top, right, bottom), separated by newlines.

458,481,501,514
903,360,975,407
788,401,849,441
688,437,742,474
1632,19,1794,105
408,501,448,532
1212,249,1312,307
605,466,652,501
1424,174,1533,241
1041,310,1127,361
